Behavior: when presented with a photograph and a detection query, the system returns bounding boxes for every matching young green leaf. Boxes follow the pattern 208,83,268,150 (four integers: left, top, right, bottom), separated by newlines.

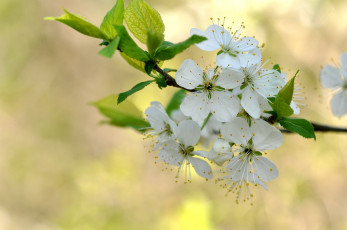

117,80,155,104
279,117,316,140
154,35,207,60
277,70,299,105
147,29,164,55
124,0,165,44
144,61,156,75
98,36,120,58
92,94,149,130
100,0,125,39
45,9,109,40
120,52,146,73
274,96,294,120
166,89,186,116
114,25,150,61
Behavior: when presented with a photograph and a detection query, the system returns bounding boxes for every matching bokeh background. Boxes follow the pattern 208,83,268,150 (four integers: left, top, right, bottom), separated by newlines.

1,0,347,229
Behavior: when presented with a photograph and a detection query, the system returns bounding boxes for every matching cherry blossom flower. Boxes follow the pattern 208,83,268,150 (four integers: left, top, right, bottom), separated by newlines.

320,53,347,117
176,59,243,124
191,19,260,68
145,101,177,148
216,117,283,202
159,120,213,182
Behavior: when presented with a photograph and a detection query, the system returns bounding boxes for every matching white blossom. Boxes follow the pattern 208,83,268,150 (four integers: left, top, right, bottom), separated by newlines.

145,101,177,148
227,59,286,119
176,59,242,124
320,53,347,117
159,120,213,182
191,20,260,68
216,117,283,203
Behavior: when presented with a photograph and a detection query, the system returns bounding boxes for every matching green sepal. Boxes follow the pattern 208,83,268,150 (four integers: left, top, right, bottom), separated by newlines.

154,75,167,89
166,89,186,116
154,35,207,60
92,94,149,130
254,151,262,156
100,0,125,39
273,64,281,73
124,0,165,44
114,25,150,61
98,36,120,58
45,9,109,40
163,68,177,73
240,83,247,90
217,50,223,55
279,117,316,140
117,80,155,104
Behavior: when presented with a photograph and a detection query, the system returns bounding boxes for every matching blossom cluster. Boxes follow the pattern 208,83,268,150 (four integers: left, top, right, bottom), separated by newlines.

144,20,292,203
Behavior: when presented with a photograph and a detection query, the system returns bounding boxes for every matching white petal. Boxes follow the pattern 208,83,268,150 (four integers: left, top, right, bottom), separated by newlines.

149,101,167,113
170,109,189,123
188,156,213,179
259,96,272,117
233,36,259,52
241,87,261,119
254,69,285,98
221,117,251,146
176,59,204,89
216,52,241,68
216,68,244,89
180,93,210,124
252,156,279,182
340,53,347,79
251,119,283,150
239,48,262,68
145,107,170,131
205,24,231,47
190,28,220,51
158,140,183,166
331,90,347,117
320,65,343,88
290,101,301,115
210,91,240,122
177,120,201,147
224,154,251,181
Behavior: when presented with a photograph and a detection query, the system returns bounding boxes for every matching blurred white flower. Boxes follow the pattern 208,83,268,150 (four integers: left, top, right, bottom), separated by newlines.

176,59,242,124
320,53,347,117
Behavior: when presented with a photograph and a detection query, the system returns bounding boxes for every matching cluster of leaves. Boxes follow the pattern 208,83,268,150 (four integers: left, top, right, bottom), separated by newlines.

46,0,206,104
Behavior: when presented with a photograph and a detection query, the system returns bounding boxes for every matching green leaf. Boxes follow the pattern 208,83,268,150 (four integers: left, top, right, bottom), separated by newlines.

144,61,156,75
273,64,281,73
277,70,299,105
147,29,164,54
274,96,294,120
45,9,108,40
154,75,167,89
92,94,149,130
120,52,146,73
279,117,316,140
98,36,120,58
154,35,207,60
117,80,155,104
100,0,125,39
166,89,186,116
114,25,150,61
124,0,165,44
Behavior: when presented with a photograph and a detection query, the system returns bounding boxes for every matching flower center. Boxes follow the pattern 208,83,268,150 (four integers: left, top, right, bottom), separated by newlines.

179,144,194,157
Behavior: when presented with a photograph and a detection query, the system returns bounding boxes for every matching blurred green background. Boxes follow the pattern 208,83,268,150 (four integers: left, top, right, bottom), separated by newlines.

0,0,347,229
